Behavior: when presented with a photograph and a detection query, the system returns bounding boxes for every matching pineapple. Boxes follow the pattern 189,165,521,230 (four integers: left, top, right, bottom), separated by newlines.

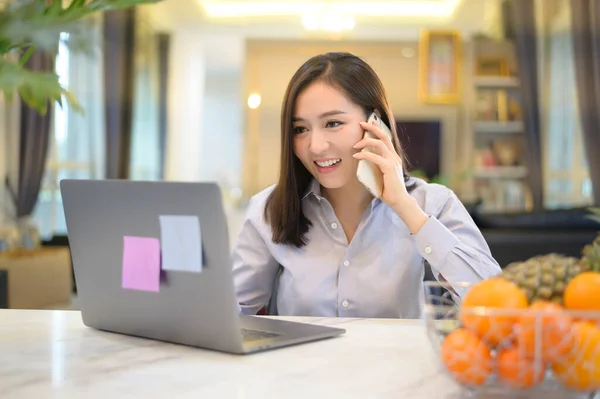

499,207,600,305
500,254,583,305
580,235,600,273
586,206,600,224
581,206,600,273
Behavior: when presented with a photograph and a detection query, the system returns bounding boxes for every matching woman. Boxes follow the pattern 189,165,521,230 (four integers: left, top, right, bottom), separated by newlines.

231,52,501,318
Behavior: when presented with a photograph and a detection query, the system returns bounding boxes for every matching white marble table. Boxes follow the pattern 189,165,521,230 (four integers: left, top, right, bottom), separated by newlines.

2,310,595,399
0,310,466,398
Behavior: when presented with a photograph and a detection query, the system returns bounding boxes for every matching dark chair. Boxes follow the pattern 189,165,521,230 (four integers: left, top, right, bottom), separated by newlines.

473,207,600,268
41,235,76,293
0,270,8,308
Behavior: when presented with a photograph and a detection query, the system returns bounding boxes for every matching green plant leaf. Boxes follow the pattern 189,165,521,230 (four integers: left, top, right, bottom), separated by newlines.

0,0,162,116
0,57,81,115
45,0,64,17
68,0,88,10
18,44,35,66
0,0,162,55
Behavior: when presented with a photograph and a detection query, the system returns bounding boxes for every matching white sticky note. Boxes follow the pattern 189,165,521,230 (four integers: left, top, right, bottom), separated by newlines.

159,215,202,273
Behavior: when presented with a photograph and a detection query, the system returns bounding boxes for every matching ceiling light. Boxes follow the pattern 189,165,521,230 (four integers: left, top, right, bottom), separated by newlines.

321,13,354,31
247,93,261,109
301,14,319,30
201,1,318,17
341,15,356,30
322,13,341,31
199,0,462,19
302,12,355,32
340,0,461,16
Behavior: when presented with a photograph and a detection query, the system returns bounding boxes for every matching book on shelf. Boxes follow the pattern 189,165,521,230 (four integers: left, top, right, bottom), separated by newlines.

473,137,524,171
475,179,528,213
475,88,522,123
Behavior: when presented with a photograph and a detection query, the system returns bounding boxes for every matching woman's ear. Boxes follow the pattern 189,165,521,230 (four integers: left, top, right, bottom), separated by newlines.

374,109,382,118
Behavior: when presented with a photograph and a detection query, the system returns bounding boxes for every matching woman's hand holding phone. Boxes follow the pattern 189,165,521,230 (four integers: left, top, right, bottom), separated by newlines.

353,117,429,234
353,117,408,208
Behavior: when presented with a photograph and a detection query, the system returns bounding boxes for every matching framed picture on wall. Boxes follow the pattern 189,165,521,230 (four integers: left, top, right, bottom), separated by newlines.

418,30,462,104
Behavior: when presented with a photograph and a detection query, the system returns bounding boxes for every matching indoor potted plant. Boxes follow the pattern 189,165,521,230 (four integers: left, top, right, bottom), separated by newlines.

0,0,161,251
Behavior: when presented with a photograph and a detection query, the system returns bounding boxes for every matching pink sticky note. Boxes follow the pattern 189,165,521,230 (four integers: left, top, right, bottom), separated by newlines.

121,236,161,292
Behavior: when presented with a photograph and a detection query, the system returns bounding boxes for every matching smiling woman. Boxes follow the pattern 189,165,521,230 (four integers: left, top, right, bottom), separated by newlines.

292,92,385,189
231,52,502,319
269,52,412,246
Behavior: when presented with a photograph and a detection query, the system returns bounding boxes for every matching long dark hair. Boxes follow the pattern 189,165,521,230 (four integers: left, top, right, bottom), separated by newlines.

264,52,413,248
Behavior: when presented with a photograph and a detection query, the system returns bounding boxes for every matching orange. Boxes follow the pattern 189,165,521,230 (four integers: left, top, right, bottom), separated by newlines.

516,301,575,363
441,328,493,386
564,272,600,313
496,346,545,389
460,278,528,346
551,321,600,391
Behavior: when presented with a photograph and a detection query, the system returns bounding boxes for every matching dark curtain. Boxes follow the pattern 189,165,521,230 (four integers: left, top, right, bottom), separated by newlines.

157,33,170,179
14,50,54,218
508,0,544,210
571,0,600,205
103,8,136,179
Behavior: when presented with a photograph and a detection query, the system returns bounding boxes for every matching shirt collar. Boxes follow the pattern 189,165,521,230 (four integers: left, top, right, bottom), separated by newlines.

370,196,383,211
302,178,383,211
301,178,323,201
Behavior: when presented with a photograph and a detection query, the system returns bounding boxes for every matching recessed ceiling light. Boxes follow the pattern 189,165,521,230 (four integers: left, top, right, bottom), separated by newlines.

302,13,319,30
341,15,356,30
302,13,355,31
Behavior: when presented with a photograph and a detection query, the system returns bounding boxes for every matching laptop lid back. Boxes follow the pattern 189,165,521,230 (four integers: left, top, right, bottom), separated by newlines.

60,179,244,353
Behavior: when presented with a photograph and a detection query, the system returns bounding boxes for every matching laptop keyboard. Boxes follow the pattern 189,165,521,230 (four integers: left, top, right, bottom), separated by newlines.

241,328,282,342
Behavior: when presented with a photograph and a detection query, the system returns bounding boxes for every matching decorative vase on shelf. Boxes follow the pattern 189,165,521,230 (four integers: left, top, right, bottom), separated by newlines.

0,226,20,253
16,217,40,250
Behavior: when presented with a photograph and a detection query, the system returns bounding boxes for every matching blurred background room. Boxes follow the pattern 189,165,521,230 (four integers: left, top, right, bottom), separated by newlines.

0,0,598,310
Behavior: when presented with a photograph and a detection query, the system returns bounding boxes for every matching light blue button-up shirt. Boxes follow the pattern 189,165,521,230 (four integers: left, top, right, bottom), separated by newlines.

231,177,502,319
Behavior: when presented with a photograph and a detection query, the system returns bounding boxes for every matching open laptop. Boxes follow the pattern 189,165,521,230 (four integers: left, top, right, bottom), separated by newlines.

60,179,345,355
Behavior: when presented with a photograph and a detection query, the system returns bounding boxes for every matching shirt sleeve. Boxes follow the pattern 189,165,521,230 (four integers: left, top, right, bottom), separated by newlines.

411,187,502,294
231,196,281,315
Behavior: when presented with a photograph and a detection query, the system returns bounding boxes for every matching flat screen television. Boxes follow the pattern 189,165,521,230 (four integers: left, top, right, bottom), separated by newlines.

395,120,441,181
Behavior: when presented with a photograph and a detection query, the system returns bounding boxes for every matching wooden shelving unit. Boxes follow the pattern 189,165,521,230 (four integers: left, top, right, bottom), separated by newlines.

463,37,532,214
473,166,528,179
474,76,520,88
473,121,524,134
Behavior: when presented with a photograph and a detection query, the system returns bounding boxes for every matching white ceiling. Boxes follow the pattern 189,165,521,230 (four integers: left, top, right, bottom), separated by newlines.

140,0,499,73
144,0,493,36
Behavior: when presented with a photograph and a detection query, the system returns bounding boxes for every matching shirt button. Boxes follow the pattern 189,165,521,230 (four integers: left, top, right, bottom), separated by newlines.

425,246,432,254
341,300,349,308
331,222,338,229
343,260,350,267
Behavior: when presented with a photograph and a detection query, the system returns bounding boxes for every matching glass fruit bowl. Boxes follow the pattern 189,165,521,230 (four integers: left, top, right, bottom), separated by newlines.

423,281,600,399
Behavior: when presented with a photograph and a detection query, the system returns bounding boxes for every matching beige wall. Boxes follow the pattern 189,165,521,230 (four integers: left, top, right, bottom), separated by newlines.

241,40,468,198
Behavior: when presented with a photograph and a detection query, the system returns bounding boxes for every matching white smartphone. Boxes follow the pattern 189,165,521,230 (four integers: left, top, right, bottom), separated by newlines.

356,112,393,198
